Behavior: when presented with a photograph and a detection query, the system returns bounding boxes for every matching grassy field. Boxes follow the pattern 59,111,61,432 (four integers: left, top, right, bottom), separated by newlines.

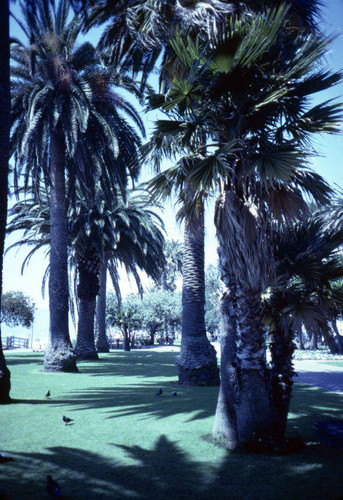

318,360,343,368
1,349,343,500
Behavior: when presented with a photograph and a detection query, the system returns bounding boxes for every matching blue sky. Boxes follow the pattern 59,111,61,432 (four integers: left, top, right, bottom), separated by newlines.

3,0,343,342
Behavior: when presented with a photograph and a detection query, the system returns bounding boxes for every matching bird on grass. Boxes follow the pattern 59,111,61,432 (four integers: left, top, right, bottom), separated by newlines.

46,475,63,498
171,391,177,397
155,388,163,397
45,390,51,398
62,416,73,425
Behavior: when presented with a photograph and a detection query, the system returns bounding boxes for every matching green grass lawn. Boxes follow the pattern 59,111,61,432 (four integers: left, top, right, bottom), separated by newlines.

1,349,343,500
317,360,343,368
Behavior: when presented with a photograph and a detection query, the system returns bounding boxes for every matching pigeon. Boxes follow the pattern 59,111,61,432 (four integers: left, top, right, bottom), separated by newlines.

46,475,62,498
155,388,163,397
0,453,14,463
45,390,51,398
171,391,177,397
62,415,73,425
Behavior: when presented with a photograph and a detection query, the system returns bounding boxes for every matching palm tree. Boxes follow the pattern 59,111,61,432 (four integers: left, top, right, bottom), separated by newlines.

72,188,165,359
10,0,144,371
144,8,342,448
80,0,269,386
0,0,11,402
156,239,183,340
159,240,183,293
6,185,165,359
69,0,328,392
265,217,343,436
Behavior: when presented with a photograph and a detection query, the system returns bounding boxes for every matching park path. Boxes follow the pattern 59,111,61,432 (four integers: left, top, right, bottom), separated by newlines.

293,359,343,395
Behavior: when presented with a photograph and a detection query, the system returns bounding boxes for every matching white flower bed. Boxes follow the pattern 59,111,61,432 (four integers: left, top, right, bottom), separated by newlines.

293,349,343,361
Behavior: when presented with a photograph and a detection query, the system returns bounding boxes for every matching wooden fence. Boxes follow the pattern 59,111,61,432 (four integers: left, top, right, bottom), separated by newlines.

2,336,29,350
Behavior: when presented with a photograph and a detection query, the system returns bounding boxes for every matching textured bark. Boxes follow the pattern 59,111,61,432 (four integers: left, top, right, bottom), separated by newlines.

0,0,10,402
212,287,238,449
176,205,219,386
75,297,98,360
269,319,295,444
44,127,77,372
75,253,99,360
95,260,109,352
235,289,273,447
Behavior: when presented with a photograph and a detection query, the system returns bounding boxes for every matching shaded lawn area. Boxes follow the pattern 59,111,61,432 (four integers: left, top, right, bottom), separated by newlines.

1,350,343,500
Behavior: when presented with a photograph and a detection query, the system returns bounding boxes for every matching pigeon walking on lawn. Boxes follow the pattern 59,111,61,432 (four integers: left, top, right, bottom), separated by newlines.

62,416,73,425
45,390,51,398
171,391,177,397
46,475,63,498
155,388,163,397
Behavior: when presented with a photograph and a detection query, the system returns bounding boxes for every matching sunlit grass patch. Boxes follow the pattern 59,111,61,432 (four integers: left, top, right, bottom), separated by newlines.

1,349,343,499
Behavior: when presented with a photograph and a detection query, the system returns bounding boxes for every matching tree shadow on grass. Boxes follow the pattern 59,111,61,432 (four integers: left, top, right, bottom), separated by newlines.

295,371,343,394
1,434,343,500
77,351,180,379
5,353,44,366
288,383,343,441
45,383,219,421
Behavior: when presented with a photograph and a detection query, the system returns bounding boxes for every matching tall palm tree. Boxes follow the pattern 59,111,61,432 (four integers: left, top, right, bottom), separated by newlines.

71,188,165,359
98,0,233,385
0,0,11,402
6,186,165,359
145,8,341,448
10,0,144,371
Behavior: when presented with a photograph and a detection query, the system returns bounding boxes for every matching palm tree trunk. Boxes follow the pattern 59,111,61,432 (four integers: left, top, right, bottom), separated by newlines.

331,319,343,354
44,126,77,372
234,288,273,448
213,285,238,449
95,260,110,352
0,0,11,402
75,253,99,360
176,203,219,386
122,324,130,351
322,325,338,354
308,327,318,350
297,329,305,350
269,318,295,444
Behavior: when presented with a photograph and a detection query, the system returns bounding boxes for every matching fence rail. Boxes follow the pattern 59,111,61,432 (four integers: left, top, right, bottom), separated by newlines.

2,336,29,350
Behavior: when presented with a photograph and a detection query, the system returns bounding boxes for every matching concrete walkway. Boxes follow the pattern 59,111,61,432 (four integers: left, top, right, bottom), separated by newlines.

293,359,343,395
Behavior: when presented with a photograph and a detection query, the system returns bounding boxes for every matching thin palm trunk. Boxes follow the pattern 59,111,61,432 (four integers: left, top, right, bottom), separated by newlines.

95,259,110,352
331,319,343,354
308,328,318,350
122,324,130,351
176,203,219,386
75,252,99,360
213,281,238,449
44,126,77,372
297,329,305,350
0,0,11,402
269,319,296,444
